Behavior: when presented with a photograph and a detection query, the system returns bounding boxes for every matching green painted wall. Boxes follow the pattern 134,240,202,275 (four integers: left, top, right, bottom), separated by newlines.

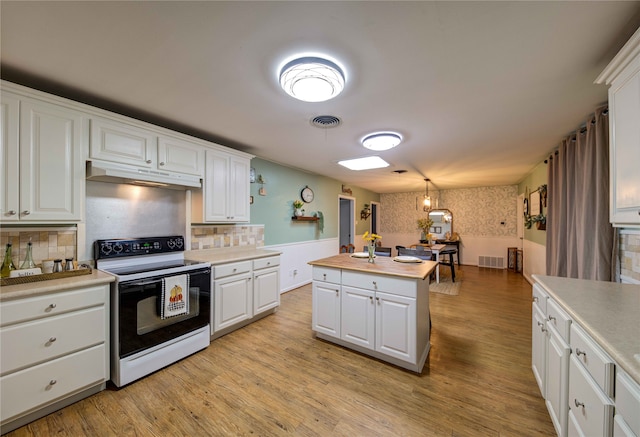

249,158,380,246
518,161,548,246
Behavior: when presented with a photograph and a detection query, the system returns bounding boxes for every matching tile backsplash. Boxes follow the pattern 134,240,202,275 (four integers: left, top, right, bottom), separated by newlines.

0,228,77,267
619,230,640,282
190,225,264,250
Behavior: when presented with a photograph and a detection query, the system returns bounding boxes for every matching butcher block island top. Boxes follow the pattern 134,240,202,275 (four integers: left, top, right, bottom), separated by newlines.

308,253,437,279
309,253,436,373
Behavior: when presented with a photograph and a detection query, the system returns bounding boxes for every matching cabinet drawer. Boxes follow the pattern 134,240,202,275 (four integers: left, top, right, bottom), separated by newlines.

615,370,640,436
342,271,416,298
313,267,341,284
1,306,106,375
569,355,614,437
533,283,549,315
571,323,615,397
0,285,107,327
214,261,252,279
0,345,106,423
253,256,280,271
547,298,571,343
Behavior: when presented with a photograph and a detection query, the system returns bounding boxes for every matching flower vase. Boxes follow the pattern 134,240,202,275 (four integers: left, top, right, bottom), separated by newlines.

367,243,375,263
295,208,303,217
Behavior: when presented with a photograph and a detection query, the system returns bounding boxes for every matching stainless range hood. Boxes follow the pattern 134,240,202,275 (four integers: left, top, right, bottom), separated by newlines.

86,160,201,190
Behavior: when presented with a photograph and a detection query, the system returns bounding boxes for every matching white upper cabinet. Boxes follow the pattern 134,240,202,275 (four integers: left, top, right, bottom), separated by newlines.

90,117,204,177
158,135,204,176
90,116,156,168
1,90,85,222
596,27,640,227
191,148,251,223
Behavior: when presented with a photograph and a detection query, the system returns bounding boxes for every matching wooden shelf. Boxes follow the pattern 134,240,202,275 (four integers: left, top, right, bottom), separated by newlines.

291,216,319,222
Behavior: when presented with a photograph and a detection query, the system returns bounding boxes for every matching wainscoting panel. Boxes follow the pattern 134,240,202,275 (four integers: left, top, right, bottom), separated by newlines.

266,238,339,293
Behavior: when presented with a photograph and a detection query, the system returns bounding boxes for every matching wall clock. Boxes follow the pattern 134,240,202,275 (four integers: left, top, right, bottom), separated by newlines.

301,186,314,203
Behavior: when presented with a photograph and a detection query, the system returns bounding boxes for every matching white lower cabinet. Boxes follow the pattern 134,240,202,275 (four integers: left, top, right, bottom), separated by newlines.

212,256,280,338
546,323,570,437
312,267,341,338
614,370,640,437
0,284,109,433
568,355,614,437
532,283,549,397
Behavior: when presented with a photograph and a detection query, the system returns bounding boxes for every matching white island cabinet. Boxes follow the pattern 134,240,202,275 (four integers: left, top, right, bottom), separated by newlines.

596,26,640,227
532,275,640,437
309,254,436,373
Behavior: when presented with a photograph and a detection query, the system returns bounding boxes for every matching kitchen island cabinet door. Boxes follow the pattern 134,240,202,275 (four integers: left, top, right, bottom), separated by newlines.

19,97,84,222
375,291,416,363
341,285,375,350
312,281,341,339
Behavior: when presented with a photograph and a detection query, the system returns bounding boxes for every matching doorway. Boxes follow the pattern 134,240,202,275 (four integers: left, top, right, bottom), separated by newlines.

339,196,355,250
370,201,381,234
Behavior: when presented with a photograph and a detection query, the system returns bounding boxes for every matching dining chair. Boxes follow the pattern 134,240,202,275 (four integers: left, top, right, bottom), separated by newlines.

397,247,433,260
395,245,406,256
340,244,355,253
363,246,392,257
437,248,457,282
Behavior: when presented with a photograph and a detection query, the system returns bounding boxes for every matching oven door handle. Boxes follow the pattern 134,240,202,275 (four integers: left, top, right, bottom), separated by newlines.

121,279,163,288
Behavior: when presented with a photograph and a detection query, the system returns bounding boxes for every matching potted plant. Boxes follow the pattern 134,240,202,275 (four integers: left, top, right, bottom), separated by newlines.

417,217,434,242
362,231,382,263
293,200,304,216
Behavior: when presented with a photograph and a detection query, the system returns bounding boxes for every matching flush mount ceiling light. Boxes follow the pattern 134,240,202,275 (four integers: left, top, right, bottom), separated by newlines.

361,132,403,151
338,156,390,171
279,56,345,102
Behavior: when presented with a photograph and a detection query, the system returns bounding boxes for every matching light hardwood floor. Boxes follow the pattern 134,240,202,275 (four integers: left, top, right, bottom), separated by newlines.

4,267,555,437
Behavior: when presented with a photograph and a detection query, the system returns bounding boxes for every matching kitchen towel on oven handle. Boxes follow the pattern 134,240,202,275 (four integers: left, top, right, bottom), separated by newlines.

160,274,190,319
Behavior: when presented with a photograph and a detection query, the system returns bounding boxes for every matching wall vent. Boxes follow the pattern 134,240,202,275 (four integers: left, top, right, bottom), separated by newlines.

478,256,505,269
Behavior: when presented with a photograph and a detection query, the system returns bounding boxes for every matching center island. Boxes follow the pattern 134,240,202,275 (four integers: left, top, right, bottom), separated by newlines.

308,253,438,373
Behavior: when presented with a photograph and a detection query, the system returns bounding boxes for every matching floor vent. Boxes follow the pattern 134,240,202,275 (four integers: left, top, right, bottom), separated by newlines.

478,256,505,269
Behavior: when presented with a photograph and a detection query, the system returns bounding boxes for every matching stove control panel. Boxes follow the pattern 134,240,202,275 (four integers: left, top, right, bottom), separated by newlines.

95,236,185,259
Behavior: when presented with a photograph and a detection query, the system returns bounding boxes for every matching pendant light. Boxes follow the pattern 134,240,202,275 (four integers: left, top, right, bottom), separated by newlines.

423,178,431,212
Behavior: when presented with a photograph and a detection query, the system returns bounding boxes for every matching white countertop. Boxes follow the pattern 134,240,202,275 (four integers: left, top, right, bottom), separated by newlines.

533,274,640,384
0,270,115,302
185,247,281,265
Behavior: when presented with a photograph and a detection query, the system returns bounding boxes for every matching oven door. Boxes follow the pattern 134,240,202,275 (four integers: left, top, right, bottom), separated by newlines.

116,267,210,358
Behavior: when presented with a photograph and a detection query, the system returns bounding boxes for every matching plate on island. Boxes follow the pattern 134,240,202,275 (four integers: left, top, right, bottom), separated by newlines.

393,256,422,263
351,252,374,258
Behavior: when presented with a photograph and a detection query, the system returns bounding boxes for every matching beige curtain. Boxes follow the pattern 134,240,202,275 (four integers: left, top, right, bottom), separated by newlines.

546,106,615,281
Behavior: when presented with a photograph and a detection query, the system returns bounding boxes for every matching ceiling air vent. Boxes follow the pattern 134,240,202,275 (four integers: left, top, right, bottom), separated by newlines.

310,115,341,129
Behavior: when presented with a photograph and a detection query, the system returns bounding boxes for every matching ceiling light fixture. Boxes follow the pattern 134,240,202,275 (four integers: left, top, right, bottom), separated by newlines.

361,132,403,151
338,156,390,171
279,56,345,102
423,178,432,211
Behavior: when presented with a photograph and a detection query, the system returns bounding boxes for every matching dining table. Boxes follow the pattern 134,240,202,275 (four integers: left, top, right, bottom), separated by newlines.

410,243,446,283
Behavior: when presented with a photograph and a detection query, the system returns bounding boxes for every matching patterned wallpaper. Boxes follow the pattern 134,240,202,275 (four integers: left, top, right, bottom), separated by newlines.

380,185,518,238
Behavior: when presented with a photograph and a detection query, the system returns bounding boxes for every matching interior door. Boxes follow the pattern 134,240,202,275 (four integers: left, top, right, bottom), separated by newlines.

339,196,354,249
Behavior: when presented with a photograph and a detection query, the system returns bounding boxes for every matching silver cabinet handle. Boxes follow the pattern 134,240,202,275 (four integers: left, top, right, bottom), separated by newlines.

49,337,57,343
369,296,373,302
533,296,538,302
323,274,327,280
159,162,165,166
7,210,16,215
335,290,339,296
574,399,584,408
49,380,57,386
537,321,547,332
575,348,586,357
22,210,31,215
146,159,152,164
49,303,57,309
548,315,556,322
